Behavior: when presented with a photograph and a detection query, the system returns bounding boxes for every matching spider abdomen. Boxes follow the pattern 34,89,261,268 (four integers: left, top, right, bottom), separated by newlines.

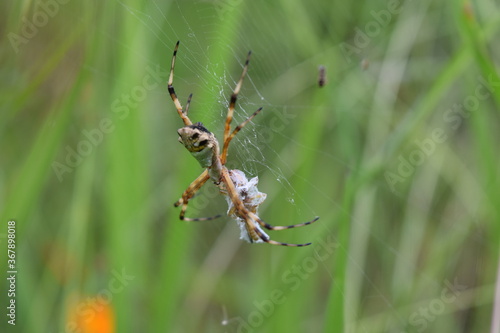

177,123,220,169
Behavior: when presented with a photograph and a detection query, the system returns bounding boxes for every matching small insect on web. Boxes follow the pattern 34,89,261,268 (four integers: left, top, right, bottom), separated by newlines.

168,41,319,247
318,65,326,87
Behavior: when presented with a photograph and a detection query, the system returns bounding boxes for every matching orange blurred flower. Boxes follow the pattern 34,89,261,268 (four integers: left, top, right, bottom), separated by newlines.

67,297,115,333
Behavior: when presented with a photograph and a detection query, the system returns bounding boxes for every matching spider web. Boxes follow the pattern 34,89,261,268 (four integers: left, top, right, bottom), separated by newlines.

110,0,351,327
111,0,339,212
115,0,343,277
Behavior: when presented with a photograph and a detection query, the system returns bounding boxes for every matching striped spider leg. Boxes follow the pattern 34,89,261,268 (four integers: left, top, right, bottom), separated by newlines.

168,41,319,246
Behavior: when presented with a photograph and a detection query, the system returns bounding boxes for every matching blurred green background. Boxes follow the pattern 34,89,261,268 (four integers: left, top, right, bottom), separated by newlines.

1,0,500,332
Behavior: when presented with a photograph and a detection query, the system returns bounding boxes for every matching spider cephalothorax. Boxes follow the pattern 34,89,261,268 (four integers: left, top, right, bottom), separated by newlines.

168,41,318,246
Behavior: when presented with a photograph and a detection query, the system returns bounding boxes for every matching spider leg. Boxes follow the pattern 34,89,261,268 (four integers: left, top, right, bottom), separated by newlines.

168,41,192,126
223,51,251,147
174,169,221,221
250,213,319,231
221,168,312,247
221,107,263,164
254,227,312,247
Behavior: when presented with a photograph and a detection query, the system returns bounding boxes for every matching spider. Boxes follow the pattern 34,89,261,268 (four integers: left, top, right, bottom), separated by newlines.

168,41,319,247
